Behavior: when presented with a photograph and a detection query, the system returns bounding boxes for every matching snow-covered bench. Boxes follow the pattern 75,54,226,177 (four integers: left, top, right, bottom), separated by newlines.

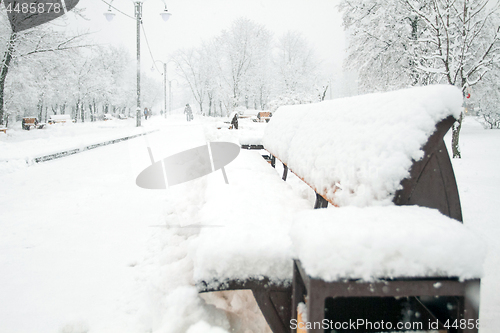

196,85,484,333
47,114,74,124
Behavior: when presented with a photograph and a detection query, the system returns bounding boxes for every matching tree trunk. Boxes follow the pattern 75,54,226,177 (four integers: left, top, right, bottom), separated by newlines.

0,32,17,125
452,78,467,159
452,111,463,158
38,100,43,122
321,85,328,101
74,101,79,123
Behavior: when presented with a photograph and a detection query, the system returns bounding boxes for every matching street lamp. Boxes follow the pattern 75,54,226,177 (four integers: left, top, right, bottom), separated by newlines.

103,9,115,21
152,60,167,118
104,1,171,127
151,59,177,118
160,4,172,21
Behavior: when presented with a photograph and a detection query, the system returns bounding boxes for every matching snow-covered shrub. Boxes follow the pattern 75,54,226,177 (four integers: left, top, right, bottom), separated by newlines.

268,92,317,112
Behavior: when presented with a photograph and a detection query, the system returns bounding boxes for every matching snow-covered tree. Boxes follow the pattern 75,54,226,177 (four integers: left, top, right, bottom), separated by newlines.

406,0,500,157
274,31,320,96
0,7,91,125
171,18,322,116
172,47,209,114
217,18,272,111
340,0,428,92
339,0,500,158
474,65,500,129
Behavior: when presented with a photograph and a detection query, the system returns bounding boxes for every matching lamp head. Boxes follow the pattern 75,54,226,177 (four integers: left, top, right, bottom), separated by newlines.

160,9,172,21
104,9,115,22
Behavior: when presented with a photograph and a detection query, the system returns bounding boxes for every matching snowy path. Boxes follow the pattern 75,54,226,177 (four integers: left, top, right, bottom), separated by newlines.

0,119,208,332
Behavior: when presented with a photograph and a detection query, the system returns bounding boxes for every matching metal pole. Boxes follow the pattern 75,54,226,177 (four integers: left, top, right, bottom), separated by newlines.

135,1,142,127
169,80,172,114
163,63,167,118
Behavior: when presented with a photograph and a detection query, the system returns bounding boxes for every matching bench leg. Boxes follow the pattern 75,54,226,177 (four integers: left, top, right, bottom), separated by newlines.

282,164,288,181
253,288,292,333
313,193,328,209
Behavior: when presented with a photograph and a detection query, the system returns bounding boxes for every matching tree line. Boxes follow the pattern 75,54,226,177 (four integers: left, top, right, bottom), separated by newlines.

0,8,161,126
170,18,327,117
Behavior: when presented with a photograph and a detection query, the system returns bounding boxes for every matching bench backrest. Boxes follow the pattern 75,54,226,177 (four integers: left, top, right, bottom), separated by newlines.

49,115,71,122
23,118,37,124
262,85,463,221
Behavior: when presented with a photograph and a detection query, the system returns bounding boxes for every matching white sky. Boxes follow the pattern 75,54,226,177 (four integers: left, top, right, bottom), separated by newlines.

69,0,346,81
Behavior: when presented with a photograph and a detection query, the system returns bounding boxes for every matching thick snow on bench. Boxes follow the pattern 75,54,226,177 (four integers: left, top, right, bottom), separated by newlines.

291,206,486,281
263,85,463,207
191,150,311,287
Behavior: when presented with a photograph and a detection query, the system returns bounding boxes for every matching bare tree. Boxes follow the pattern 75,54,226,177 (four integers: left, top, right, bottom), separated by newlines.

172,47,208,114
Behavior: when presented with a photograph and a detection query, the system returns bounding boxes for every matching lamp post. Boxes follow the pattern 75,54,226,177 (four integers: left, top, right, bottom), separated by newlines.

152,60,177,118
135,1,142,127
104,1,172,127
153,60,167,118
168,78,178,115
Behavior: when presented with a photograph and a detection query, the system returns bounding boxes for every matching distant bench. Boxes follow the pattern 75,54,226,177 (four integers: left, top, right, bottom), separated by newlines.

22,117,45,130
197,85,482,333
48,114,74,124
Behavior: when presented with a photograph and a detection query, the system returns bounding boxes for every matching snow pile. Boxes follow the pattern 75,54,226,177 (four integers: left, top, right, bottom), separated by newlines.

190,149,311,286
291,206,486,281
187,321,229,333
263,85,463,206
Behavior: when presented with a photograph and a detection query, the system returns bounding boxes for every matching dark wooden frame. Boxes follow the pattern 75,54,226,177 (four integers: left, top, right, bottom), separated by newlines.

292,260,479,333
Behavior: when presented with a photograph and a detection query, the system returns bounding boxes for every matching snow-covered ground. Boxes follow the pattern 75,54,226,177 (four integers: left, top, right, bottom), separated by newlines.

0,114,498,332
446,118,500,332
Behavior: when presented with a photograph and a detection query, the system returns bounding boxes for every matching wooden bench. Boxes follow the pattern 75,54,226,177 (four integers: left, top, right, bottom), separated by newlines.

47,114,74,124
0,128,7,134
22,117,46,130
197,85,483,333
257,111,272,122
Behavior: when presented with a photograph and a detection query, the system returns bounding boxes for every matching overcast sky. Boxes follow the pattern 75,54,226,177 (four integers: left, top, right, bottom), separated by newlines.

68,0,346,80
